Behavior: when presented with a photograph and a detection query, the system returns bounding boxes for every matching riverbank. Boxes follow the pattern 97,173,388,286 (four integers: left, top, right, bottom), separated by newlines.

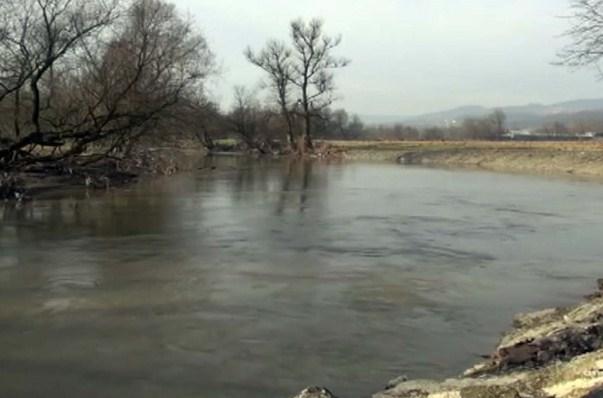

326,140,603,179
0,144,206,201
293,280,603,398
6,139,603,200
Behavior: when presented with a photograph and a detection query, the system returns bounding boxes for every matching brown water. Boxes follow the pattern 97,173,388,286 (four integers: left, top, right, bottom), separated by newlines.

1,158,603,398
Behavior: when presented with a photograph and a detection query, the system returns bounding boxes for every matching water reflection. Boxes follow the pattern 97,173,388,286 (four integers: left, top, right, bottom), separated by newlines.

1,159,603,398
276,160,314,215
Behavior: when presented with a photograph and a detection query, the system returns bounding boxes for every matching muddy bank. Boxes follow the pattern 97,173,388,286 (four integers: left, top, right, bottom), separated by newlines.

327,140,603,178
292,280,603,398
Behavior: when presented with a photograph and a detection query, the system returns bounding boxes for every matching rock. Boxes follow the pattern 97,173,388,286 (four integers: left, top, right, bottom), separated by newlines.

398,152,422,165
376,281,603,398
465,293,603,377
374,379,449,397
512,308,563,329
459,385,522,398
377,350,603,397
290,281,603,398
386,375,409,390
293,386,338,398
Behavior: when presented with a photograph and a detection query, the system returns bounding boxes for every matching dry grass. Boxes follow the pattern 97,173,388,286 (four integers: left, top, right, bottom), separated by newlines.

323,139,603,152
319,139,603,178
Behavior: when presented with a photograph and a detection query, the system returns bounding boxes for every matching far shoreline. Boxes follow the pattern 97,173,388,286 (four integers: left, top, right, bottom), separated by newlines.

325,139,603,180
5,139,603,202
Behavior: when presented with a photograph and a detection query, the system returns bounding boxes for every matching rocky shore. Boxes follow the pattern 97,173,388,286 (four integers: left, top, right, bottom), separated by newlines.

293,280,603,398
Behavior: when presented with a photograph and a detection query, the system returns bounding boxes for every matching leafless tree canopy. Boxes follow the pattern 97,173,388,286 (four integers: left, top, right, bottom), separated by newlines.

290,19,349,137
0,0,214,171
559,0,603,71
246,18,349,152
245,41,295,146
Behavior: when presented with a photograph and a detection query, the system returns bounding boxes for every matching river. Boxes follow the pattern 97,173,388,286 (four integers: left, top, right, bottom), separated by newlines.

1,158,602,398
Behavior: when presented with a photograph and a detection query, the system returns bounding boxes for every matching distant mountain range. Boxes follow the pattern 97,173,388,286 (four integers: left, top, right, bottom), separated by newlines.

362,98,603,129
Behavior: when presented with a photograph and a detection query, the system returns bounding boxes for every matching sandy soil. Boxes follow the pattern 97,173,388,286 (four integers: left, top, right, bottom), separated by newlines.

325,140,603,178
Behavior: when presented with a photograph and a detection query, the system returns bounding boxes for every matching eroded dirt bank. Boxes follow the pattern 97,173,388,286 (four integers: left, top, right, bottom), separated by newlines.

327,140,603,178
293,280,603,398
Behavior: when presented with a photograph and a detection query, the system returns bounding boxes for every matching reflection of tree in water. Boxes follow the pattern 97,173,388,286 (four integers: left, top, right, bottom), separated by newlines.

0,184,202,297
300,161,312,212
1,193,176,241
0,159,330,296
1,202,34,226
276,160,314,215
213,157,321,214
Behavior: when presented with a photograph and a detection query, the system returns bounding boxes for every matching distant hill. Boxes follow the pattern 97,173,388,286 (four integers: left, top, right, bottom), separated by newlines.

361,98,603,129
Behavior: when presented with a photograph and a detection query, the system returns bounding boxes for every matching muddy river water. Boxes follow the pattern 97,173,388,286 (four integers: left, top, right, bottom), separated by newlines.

1,158,602,397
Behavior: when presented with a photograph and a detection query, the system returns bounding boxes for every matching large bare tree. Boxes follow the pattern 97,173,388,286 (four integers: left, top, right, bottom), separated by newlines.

0,0,119,145
245,41,295,147
289,18,349,151
0,0,214,171
558,0,603,73
227,86,273,154
246,18,348,153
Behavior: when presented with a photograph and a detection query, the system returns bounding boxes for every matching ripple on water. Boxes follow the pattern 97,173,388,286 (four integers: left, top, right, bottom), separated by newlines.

1,161,603,398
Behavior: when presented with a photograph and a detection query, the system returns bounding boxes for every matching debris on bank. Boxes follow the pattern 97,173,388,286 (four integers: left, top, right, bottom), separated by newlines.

292,280,603,398
0,173,27,201
0,145,206,201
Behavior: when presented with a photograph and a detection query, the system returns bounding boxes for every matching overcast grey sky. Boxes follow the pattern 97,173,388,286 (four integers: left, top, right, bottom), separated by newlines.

173,0,601,116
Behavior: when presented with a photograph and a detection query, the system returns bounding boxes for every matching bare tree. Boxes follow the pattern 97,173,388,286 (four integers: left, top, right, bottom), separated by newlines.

558,1,603,73
489,109,507,138
289,18,349,151
227,86,272,154
331,108,349,138
458,110,506,140
246,18,348,154
0,0,119,141
180,99,221,151
245,41,295,148
0,0,214,171
72,0,214,159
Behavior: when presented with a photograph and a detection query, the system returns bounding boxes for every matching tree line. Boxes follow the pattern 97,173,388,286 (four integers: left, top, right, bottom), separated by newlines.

0,1,356,171
0,0,214,173
2,0,603,175
244,18,349,152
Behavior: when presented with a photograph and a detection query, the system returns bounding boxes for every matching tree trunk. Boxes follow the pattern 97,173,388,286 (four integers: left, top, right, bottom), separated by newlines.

285,112,295,149
302,112,313,152
13,88,21,138
30,77,41,134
